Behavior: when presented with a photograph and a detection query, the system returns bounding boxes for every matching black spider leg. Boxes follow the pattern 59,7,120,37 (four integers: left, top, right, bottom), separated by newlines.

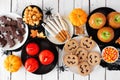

43,7,53,19
57,63,68,73
1,49,12,56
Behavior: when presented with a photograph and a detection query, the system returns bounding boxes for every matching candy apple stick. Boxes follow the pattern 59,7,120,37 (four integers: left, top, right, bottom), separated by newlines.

53,16,68,40
46,22,66,42
42,23,55,37
42,23,64,42
57,13,70,39
53,16,63,30
48,19,66,40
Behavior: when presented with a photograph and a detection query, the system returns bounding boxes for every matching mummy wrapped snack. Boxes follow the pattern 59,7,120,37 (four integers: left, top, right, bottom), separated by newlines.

42,14,71,43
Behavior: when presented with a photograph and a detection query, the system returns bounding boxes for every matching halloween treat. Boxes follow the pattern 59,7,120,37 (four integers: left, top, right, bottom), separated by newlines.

97,27,114,43
107,12,120,28
30,30,38,38
23,6,43,26
0,16,26,47
64,39,79,54
0,16,17,26
89,12,106,29
39,50,54,65
75,26,84,35
78,61,91,76
74,47,88,62
25,58,39,72
87,52,101,66
102,46,119,63
30,30,46,38
42,13,70,43
0,35,7,47
80,37,95,51
26,42,39,56
69,8,87,27
4,55,22,72
115,37,120,45
37,32,46,38
63,54,78,67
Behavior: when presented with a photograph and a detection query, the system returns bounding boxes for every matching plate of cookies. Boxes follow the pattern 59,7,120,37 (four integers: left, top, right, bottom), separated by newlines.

86,7,120,49
61,35,101,76
0,13,29,51
42,13,74,45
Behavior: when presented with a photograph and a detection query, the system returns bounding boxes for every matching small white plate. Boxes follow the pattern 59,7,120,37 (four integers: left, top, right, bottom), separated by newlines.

45,17,74,45
61,35,101,75
0,13,29,51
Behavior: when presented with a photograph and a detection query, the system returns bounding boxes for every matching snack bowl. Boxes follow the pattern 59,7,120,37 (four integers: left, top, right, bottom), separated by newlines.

102,46,119,63
22,5,43,28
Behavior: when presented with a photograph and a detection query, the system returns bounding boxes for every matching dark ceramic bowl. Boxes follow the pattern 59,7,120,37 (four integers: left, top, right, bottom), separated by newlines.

21,38,58,74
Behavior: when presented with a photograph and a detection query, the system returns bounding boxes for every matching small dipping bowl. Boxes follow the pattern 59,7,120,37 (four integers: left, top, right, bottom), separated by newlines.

102,46,119,63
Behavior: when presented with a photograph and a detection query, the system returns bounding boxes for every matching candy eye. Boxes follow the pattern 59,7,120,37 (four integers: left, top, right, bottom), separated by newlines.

89,42,92,44
72,57,75,59
86,39,88,42
72,42,75,45
68,56,71,59
68,45,70,47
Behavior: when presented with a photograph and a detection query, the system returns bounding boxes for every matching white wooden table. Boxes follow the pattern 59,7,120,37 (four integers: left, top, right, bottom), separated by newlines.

0,0,120,80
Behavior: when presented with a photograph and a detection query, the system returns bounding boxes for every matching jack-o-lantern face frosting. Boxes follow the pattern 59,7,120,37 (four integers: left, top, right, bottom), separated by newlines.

64,39,79,53
87,52,101,66
63,54,78,67
78,61,91,76
80,37,95,51
74,47,88,62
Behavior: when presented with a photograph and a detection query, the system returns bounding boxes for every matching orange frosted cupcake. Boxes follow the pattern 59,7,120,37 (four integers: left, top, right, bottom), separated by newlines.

89,13,106,29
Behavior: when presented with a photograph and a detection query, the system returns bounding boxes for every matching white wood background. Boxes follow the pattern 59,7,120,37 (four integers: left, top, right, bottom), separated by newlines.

0,0,120,80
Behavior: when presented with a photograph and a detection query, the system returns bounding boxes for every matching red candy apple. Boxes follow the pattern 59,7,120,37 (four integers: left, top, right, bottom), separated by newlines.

26,42,39,56
39,50,54,65
25,58,39,72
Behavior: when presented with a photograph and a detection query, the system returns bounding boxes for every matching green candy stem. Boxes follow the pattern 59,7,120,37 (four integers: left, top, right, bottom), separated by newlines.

114,15,120,23
95,18,102,26
101,31,110,40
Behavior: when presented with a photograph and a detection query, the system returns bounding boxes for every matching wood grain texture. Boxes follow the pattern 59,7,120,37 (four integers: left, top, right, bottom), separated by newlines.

11,51,26,80
12,0,43,15
0,0,11,12
0,55,10,80
0,0,120,80
59,0,74,16
106,0,120,11
0,0,11,80
90,0,106,12
106,70,120,80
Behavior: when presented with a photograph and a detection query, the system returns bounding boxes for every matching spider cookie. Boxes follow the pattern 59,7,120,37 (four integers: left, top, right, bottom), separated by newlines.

64,39,79,54
80,37,95,51
78,61,91,76
74,47,88,62
63,54,78,67
87,52,101,66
